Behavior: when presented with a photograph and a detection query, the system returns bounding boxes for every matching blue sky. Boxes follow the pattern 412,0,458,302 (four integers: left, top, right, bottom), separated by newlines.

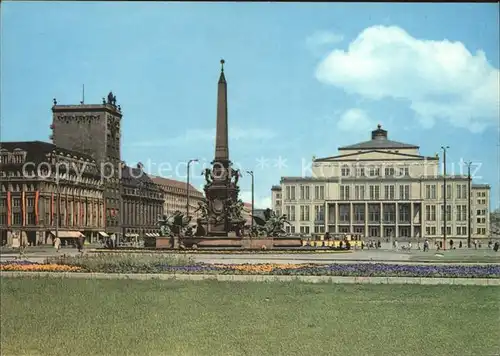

2,2,499,209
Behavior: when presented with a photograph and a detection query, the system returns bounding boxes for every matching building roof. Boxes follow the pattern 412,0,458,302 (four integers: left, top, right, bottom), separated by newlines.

271,185,282,191
150,175,204,197
121,164,156,187
0,140,95,163
472,184,490,189
338,125,419,151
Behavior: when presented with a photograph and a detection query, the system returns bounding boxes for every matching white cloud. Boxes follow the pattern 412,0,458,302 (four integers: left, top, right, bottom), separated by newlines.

131,127,276,147
337,108,375,132
306,31,344,55
315,25,500,132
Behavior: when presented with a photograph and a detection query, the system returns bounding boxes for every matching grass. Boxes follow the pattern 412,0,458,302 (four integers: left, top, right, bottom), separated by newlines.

1,278,499,356
410,249,500,263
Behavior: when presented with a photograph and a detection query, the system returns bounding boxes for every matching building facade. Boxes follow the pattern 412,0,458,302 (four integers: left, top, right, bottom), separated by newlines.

272,125,491,242
151,176,204,220
0,141,105,246
121,164,164,241
51,94,123,237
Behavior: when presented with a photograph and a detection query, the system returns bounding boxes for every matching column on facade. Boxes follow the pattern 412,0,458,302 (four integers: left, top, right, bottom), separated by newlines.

334,202,339,234
349,202,353,233
395,202,399,238
379,202,383,238
324,202,328,233
410,202,414,238
364,202,368,238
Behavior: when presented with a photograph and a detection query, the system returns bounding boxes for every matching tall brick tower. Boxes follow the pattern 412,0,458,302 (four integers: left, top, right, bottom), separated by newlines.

50,93,122,237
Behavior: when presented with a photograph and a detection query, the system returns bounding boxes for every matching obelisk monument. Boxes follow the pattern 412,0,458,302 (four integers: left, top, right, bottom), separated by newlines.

204,59,240,236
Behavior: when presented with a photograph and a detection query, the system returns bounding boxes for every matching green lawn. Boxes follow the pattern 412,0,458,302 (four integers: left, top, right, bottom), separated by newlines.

1,278,499,356
409,249,500,263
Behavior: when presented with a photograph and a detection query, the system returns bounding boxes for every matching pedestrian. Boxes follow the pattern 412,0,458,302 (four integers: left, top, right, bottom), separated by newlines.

423,239,429,252
449,239,454,249
459,241,462,249
76,235,84,253
474,239,477,249
54,236,61,253
110,234,116,248
494,241,499,252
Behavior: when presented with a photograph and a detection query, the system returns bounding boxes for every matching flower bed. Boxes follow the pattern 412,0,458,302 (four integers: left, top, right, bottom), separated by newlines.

2,258,499,278
1,260,82,272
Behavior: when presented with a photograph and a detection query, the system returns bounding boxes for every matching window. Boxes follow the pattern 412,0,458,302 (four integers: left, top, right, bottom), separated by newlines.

384,167,395,176
426,226,431,235
399,205,410,223
476,227,486,235
305,206,310,221
300,186,305,200
399,167,409,176
290,186,296,200
431,205,436,221
356,167,365,177
286,186,291,200
426,185,437,199
319,186,325,200
354,205,365,222
456,205,467,221
13,212,22,225
441,184,452,199
300,226,310,234
314,205,324,221
368,205,380,222
27,198,35,207
384,185,395,200
314,225,325,233
369,167,380,177
355,185,365,200
369,185,380,200
341,165,350,177
399,185,410,200
476,217,486,224
340,185,350,200
13,198,21,207
339,205,350,222
383,204,395,223
305,186,310,200
27,212,36,225
314,186,320,200
440,205,451,221
425,205,431,221
290,206,295,221
441,226,452,235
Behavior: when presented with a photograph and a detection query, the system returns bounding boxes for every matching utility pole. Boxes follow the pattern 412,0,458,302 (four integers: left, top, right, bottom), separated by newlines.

466,161,472,248
246,171,254,231
186,159,198,218
441,146,449,250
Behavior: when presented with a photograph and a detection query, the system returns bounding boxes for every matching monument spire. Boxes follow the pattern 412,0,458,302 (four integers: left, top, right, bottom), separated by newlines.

214,59,229,163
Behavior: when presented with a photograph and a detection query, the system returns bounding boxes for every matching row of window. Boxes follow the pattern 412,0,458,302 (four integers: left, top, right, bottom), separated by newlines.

340,185,410,200
425,226,487,236
285,185,325,200
425,184,484,200
340,166,410,178
425,205,489,222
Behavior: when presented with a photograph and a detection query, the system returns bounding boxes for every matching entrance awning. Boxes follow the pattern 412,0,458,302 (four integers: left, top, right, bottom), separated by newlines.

50,231,84,239
98,232,109,237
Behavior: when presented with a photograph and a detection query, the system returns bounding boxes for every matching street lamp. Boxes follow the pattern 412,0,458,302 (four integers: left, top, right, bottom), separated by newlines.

441,146,449,250
465,161,472,248
246,171,254,230
186,159,198,218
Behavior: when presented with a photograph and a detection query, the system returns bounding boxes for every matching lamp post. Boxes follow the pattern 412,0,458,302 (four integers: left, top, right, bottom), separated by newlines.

186,159,198,218
441,146,449,250
246,171,254,231
465,161,472,248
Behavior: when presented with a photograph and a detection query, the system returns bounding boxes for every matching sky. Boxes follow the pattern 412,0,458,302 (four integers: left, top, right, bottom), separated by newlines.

1,2,499,210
